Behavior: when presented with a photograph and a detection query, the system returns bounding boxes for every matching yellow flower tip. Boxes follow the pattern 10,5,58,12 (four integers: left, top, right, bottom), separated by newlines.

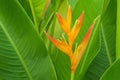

44,31,58,46
82,19,96,44
67,5,72,27
68,5,72,12
93,15,100,24
77,11,84,24
68,5,72,14
56,13,63,23
56,12,70,36
68,5,71,9
79,16,98,47
79,24,93,50
56,13,66,25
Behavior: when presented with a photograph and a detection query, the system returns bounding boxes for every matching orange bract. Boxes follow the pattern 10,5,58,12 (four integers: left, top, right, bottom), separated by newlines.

69,11,84,47
45,6,96,73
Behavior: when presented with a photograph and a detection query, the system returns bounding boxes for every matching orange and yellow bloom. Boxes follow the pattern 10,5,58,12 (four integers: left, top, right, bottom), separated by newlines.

45,6,96,74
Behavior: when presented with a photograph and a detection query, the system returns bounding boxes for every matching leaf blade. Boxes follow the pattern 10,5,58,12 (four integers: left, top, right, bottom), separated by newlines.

100,58,120,80
0,0,57,80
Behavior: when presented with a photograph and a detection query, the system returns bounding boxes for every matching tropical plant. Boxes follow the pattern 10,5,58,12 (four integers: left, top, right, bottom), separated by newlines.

0,0,118,80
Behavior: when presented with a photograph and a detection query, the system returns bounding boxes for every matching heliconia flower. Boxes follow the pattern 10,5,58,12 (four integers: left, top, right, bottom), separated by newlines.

45,5,97,73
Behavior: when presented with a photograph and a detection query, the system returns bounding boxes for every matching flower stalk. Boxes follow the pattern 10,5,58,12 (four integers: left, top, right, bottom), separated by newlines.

71,72,74,80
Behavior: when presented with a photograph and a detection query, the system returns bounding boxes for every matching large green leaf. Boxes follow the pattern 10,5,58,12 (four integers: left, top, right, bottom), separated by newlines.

100,58,120,80
0,0,57,80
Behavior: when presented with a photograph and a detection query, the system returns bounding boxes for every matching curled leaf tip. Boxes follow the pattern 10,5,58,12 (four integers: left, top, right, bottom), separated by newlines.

44,31,48,37
93,15,100,24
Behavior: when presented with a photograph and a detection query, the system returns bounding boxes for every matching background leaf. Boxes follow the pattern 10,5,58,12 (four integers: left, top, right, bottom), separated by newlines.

100,0,116,64
68,0,78,9
0,0,57,80
28,0,47,22
18,0,33,21
100,58,120,80
28,0,47,30
84,33,111,80
40,0,62,35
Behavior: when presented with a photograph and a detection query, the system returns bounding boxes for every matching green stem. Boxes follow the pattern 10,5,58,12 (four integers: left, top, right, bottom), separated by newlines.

117,0,120,58
71,72,74,80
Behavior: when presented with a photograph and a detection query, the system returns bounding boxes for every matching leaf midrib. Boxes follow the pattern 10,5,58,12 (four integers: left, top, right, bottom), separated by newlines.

101,23,112,65
28,0,38,31
0,22,32,80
